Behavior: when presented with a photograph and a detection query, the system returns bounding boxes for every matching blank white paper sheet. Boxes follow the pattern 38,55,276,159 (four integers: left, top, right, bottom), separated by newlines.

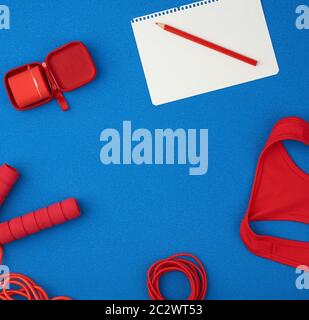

131,0,279,106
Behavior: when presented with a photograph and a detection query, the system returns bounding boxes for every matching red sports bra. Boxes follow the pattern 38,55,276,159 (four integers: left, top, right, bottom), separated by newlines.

240,117,309,268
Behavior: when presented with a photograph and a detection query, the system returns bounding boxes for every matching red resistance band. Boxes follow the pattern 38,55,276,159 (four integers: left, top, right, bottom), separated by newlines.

240,117,309,268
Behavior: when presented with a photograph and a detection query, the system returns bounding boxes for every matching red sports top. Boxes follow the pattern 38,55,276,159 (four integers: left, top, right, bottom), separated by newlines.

240,117,309,268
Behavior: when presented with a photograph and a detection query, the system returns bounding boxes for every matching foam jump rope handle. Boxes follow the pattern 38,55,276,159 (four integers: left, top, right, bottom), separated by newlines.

0,164,20,206
0,198,80,245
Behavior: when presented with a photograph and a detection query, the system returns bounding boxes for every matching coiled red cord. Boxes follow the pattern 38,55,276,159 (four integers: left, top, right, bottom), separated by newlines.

0,246,71,300
147,253,207,300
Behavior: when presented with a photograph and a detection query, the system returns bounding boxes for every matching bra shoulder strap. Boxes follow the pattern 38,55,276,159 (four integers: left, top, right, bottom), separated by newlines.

266,117,309,148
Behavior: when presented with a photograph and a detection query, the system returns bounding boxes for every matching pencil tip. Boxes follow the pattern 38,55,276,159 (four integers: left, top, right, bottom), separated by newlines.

156,22,165,29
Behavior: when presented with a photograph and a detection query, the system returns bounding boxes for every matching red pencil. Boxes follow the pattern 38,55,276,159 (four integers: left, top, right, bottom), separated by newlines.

156,23,258,67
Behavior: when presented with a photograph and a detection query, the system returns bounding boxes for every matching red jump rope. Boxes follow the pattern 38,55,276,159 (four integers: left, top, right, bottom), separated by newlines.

0,164,207,300
0,164,80,300
147,253,207,300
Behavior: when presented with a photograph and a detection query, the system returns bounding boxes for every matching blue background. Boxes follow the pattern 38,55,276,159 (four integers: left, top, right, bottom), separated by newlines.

0,0,308,300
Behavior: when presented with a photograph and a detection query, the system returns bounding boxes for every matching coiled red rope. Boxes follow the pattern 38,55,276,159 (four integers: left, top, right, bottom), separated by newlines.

0,246,71,300
147,253,207,300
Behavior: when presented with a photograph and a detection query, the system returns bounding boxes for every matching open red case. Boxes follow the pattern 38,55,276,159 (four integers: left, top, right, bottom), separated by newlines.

4,41,96,112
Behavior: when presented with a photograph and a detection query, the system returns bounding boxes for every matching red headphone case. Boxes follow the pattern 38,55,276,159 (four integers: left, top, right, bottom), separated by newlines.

4,41,96,112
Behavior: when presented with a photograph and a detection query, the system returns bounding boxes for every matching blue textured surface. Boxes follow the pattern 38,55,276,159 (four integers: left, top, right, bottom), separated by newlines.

0,0,308,300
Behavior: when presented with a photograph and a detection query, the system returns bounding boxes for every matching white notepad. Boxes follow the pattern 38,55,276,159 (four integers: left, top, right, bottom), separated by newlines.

131,0,279,106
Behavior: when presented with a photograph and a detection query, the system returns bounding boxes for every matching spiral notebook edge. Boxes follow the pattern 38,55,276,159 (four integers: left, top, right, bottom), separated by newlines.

131,0,220,24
